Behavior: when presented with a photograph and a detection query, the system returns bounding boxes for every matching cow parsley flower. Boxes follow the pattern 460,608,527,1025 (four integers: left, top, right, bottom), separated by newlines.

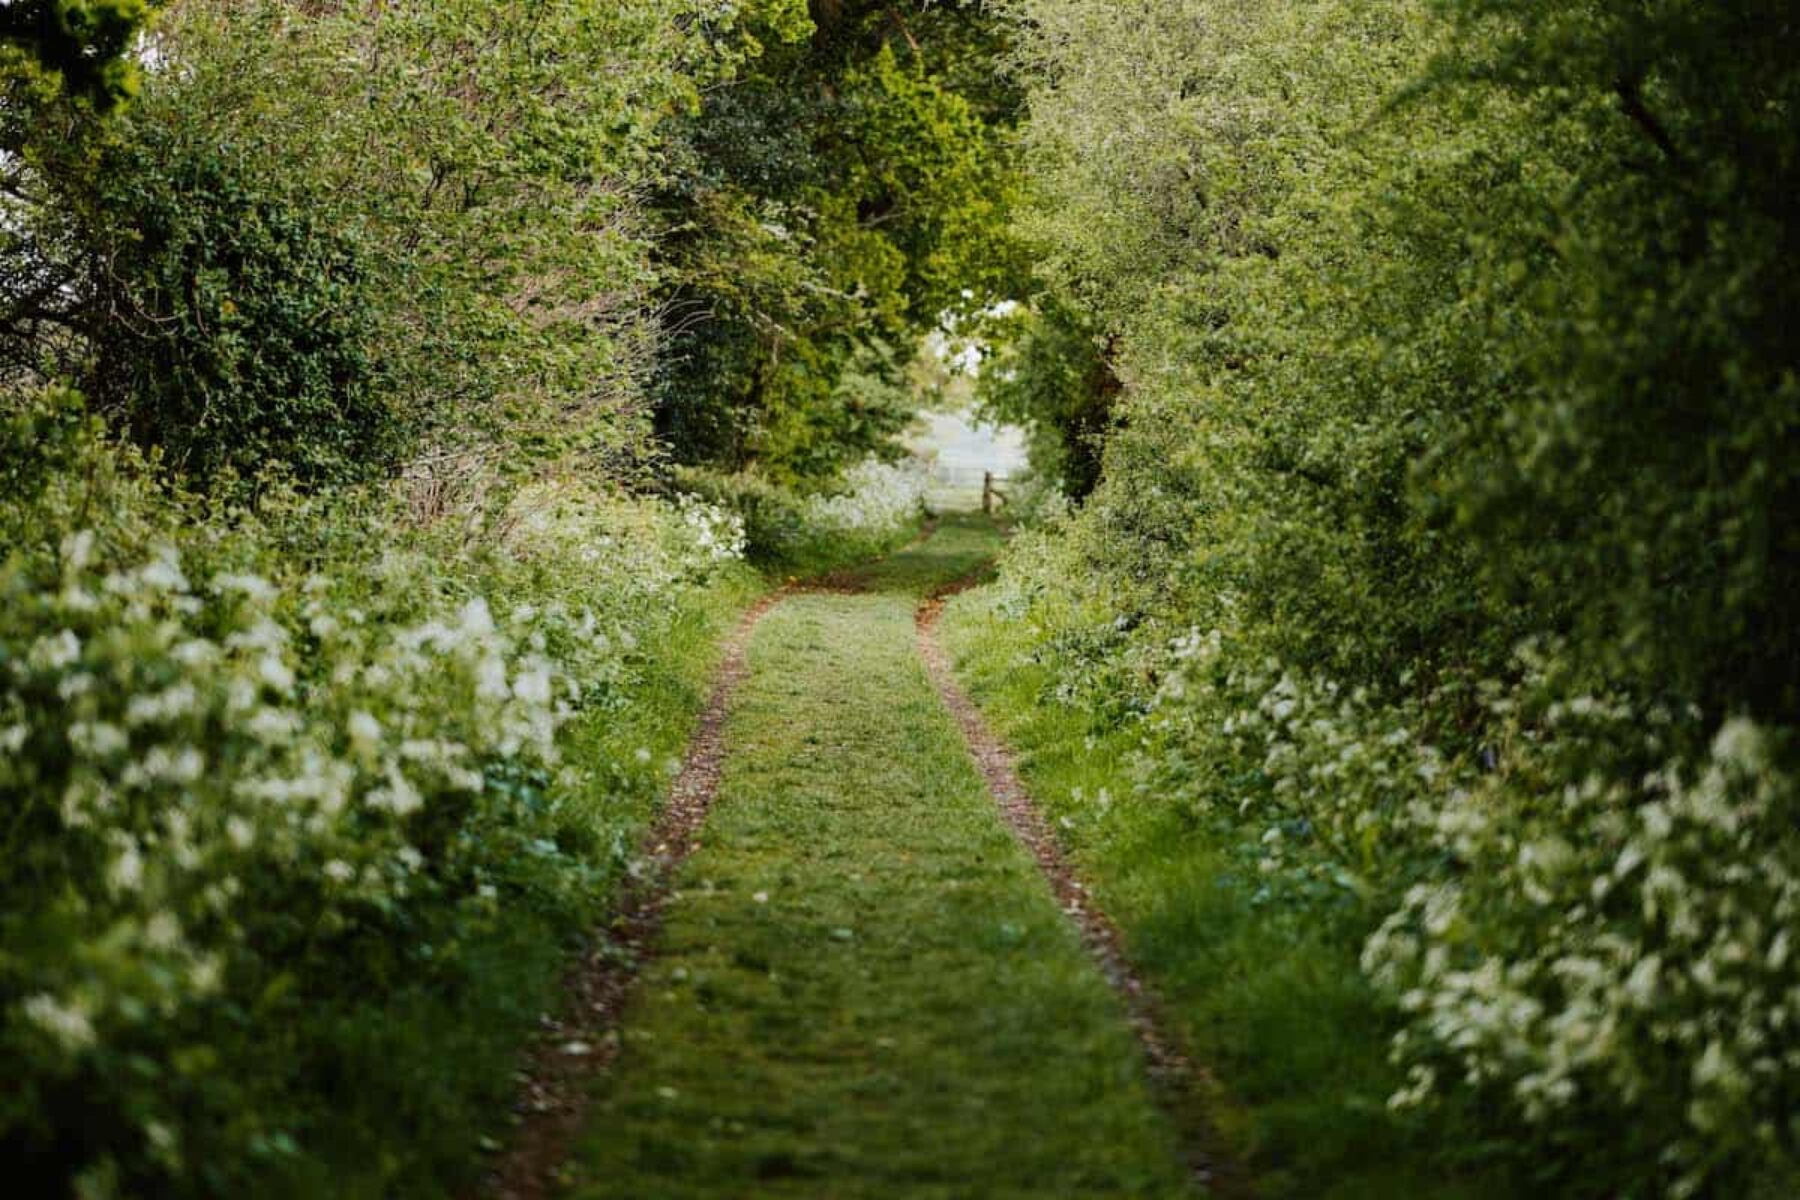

22,993,96,1052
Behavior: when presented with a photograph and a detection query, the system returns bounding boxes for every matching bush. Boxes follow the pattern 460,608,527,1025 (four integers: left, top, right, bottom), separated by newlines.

0,390,753,1195
76,129,395,486
678,455,928,571
1369,712,1800,1197
980,0,1800,1192
1141,615,1800,1192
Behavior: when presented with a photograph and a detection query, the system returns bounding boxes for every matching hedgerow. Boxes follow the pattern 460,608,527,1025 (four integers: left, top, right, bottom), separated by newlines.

976,0,1800,1193
0,391,753,1195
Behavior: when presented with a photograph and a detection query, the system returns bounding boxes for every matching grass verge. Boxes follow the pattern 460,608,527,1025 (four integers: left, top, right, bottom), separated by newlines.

935,586,1523,1200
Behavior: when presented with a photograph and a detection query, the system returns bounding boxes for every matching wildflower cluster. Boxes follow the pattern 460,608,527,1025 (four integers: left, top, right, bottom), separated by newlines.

0,407,751,1195
1366,714,1800,1195
1148,628,1448,891
677,456,930,568
799,457,931,540
1140,623,1800,1193
504,481,747,600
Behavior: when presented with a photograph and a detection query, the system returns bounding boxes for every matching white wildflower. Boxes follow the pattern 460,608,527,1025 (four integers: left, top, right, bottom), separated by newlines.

257,655,296,694
130,746,204,786
69,721,128,759
1624,955,1661,1008
475,655,509,701
229,618,287,653
368,761,423,817
459,597,495,639
189,955,223,994
171,639,220,667
22,993,96,1051
29,630,81,671
512,668,553,706
60,529,96,571
214,573,278,603
143,913,182,950
347,710,383,756
109,845,144,893
137,548,189,593
246,708,301,743
126,683,198,727
1711,717,1765,773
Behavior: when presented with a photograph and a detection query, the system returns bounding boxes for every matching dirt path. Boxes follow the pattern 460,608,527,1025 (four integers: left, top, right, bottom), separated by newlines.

917,591,1250,1198
480,591,787,1200
487,517,1227,1198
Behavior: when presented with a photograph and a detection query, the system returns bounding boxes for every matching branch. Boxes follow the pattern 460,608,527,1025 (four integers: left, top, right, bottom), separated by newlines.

886,6,922,57
1614,76,1683,166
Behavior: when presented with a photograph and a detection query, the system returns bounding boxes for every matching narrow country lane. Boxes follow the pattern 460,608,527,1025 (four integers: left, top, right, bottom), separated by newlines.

560,520,1197,1198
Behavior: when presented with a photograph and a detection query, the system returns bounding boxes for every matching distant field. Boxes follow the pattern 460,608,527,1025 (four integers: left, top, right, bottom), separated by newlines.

904,408,1027,512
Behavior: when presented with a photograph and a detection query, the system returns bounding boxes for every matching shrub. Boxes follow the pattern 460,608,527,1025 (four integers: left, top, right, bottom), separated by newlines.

674,468,815,565
0,391,751,1195
982,0,1800,1191
996,507,1800,1193
76,129,395,486
1368,713,1800,1197
1145,618,1800,1197
800,457,930,540
678,455,927,570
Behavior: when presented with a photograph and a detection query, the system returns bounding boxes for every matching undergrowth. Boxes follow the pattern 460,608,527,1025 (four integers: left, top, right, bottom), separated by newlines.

0,391,760,1197
937,582,1524,1200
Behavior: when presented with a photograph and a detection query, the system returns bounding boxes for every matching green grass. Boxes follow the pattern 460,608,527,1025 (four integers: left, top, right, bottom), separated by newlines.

286,569,768,1199
764,512,932,582
566,522,1195,1199
560,565,769,857
819,513,1001,596
935,587,1522,1200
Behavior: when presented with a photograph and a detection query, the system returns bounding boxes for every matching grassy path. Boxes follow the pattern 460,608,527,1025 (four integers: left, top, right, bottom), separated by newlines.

561,519,1196,1198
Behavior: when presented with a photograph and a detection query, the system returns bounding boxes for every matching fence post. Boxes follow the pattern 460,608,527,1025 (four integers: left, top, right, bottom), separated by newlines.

982,470,994,515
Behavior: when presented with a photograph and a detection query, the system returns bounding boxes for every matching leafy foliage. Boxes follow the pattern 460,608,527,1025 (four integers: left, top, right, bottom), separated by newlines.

983,0,1800,1192
4,0,809,488
0,1,1016,1193
678,455,929,571
654,0,1021,483
0,0,154,107
72,127,391,484
975,297,1116,498
0,390,753,1195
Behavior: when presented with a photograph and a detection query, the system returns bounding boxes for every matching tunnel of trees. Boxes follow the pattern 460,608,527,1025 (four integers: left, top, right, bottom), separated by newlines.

3,2,1796,1196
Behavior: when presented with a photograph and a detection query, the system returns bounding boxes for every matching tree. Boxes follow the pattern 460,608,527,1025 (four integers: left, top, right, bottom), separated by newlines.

0,0,155,107
3,0,810,489
653,0,1023,484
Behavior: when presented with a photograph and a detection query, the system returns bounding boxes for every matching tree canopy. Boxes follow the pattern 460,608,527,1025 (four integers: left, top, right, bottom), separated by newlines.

654,0,1022,483
0,0,154,106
